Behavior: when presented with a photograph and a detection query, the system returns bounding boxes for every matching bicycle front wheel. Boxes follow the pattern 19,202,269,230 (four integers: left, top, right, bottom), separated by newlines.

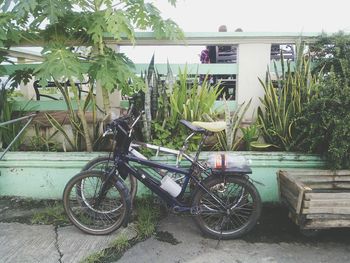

82,156,138,203
192,176,261,240
63,170,131,235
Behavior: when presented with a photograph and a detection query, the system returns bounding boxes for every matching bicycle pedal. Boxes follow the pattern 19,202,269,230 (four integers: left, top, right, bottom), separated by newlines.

190,206,201,215
172,206,181,213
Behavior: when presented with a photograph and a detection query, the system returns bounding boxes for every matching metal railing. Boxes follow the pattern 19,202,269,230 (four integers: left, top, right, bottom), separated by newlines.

0,113,37,160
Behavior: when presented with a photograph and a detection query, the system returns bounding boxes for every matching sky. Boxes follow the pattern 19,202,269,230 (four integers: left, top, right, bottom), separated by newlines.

121,0,350,63
152,0,350,33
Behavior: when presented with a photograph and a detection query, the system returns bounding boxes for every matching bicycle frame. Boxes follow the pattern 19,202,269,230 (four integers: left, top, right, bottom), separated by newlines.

105,117,227,213
114,152,227,213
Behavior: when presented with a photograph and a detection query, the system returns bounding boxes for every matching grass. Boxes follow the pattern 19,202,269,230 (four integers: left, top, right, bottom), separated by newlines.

31,201,69,226
79,251,106,263
109,234,130,251
134,196,161,239
79,195,164,263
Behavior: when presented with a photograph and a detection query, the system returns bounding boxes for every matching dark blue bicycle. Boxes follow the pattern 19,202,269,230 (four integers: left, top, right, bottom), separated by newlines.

63,113,262,239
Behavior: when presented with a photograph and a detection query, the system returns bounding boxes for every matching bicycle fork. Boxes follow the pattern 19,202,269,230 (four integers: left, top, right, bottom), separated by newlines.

93,166,117,209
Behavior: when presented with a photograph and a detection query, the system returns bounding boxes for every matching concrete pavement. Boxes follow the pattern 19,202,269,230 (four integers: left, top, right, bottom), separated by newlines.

1,200,350,263
0,222,137,263
118,215,350,263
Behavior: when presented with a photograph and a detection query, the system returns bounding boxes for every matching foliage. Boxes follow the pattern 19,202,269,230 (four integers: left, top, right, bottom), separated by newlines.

135,60,220,151
79,196,162,263
2,0,183,115
169,68,221,123
109,234,130,251
31,202,69,226
239,124,270,151
134,197,160,239
0,0,183,153
207,98,251,151
79,251,106,263
294,64,350,169
45,82,106,152
28,124,59,151
310,31,350,85
240,125,259,151
151,122,199,151
153,68,220,150
257,41,320,151
0,84,25,150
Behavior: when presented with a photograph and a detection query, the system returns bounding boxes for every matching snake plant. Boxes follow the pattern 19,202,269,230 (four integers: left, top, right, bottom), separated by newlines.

257,41,320,151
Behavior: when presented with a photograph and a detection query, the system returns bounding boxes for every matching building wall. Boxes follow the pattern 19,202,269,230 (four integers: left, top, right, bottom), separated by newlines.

237,43,271,121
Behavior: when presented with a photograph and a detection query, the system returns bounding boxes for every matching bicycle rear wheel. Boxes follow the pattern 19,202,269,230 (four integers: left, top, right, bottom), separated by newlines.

82,156,137,202
63,170,131,235
192,176,261,239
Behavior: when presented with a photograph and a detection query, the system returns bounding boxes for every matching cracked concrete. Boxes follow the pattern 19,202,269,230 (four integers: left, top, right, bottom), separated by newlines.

0,223,137,263
118,215,350,263
54,226,63,263
0,223,59,263
1,205,350,263
57,225,137,263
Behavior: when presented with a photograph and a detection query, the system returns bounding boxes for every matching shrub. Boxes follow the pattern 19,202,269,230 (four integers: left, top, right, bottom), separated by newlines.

294,69,350,169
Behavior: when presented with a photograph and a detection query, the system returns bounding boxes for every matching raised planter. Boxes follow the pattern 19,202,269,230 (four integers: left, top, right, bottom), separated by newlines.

278,170,350,230
0,151,324,201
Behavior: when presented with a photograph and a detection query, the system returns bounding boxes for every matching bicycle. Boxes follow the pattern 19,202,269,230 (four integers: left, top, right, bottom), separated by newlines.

63,113,262,239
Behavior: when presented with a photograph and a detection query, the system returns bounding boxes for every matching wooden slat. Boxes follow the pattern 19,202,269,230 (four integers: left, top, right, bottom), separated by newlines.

295,176,350,183
279,176,300,196
288,211,300,225
302,207,350,214
300,182,350,190
304,219,350,229
304,199,350,208
280,183,299,211
279,171,306,191
306,214,350,220
278,171,306,213
278,171,299,185
305,192,350,200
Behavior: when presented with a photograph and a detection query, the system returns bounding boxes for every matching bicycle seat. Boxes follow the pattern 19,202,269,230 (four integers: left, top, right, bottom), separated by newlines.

180,120,206,133
192,121,226,133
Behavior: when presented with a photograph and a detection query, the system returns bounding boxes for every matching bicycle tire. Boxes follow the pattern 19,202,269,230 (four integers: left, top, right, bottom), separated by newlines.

82,156,138,202
192,175,261,240
63,170,131,235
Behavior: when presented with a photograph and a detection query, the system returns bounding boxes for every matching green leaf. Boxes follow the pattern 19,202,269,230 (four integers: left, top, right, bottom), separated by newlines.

45,113,75,150
35,46,85,87
89,48,137,93
86,12,106,44
250,142,274,149
105,9,135,43
12,0,38,21
38,0,72,24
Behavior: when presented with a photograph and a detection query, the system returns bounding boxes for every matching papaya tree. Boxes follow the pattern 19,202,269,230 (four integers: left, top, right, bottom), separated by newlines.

1,0,183,151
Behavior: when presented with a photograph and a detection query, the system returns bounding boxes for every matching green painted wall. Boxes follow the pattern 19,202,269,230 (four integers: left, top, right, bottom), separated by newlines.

0,151,324,202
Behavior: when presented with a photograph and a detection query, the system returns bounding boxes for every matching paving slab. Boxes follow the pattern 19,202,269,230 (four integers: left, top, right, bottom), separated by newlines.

58,224,138,263
0,223,59,263
118,215,350,263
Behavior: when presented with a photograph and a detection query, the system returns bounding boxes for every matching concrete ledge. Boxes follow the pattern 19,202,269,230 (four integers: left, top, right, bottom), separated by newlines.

0,151,324,201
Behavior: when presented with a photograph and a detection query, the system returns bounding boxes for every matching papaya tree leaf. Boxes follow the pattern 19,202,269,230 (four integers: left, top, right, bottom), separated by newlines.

35,46,85,87
89,49,137,93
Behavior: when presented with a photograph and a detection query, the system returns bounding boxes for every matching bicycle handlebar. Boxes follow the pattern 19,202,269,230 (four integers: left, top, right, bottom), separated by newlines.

104,111,144,138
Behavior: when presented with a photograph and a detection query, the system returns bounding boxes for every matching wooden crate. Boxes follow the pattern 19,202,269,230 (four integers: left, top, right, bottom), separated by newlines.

278,170,350,229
